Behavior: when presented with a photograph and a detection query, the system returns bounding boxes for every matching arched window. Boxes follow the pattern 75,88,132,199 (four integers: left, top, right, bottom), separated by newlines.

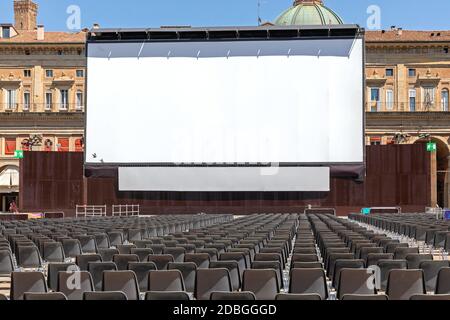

442,89,449,111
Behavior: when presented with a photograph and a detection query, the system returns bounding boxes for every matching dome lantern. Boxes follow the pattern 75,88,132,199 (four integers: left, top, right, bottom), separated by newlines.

274,0,344,26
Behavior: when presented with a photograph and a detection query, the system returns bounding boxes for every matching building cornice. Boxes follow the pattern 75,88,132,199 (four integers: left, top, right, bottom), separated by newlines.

0,112,84,128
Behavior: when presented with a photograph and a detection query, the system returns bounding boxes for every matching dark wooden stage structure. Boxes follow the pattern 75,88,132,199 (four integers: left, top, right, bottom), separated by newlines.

18,144,434,216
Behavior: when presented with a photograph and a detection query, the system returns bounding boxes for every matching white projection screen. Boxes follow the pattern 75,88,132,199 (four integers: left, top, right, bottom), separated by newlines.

86,29,364,192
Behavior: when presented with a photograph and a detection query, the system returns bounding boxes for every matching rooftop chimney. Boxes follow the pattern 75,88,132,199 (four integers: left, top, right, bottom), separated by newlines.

397,28,403,36
36,24,44,40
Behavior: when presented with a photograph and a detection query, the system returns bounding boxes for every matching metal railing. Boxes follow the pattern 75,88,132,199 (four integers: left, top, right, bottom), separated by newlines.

76,205,107,218
112,205,140,217
0,103,84,112
366,101,449,112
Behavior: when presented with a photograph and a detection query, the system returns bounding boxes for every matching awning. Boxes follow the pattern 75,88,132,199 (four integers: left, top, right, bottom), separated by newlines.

0,166,19,193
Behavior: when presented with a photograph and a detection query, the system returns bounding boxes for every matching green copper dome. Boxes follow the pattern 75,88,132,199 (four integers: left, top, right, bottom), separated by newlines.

274,0,344,26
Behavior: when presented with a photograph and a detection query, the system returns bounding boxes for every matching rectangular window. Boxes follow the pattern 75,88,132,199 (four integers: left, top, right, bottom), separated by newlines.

5,138,16,155
45,70,53,78
60,89,69,110
386,90,394,110
45,92,53,110
423,86,435,110
5,89,16,109
57,138,69,152
408,69,416,77
2,27,10,38
24,70,31,77
76,91,83,110
386,68,394,77
370,137,382,146
76,70,84,77
370,88,380,112
23,92,31,111
442,90,449,112
409,89,416,112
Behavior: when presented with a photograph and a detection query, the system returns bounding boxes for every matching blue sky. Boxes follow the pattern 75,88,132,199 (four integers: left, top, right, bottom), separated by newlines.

0,0,449,31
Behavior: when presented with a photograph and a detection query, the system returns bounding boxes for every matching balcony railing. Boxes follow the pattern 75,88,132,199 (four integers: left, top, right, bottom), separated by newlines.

0,103,84,113
366,101,449,112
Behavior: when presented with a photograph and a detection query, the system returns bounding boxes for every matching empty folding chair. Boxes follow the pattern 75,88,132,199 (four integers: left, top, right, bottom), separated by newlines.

103,271,140,300
47,263,78,291
291,262,323,269
327,253,354,279
17,245,42,269
116,244,137,255
195,248,219,262
134,240,153,249
77,236,97,254
195,268,232,301
163,247,186,263
88,262,118,291
435,268,450,294
210,292,256,301
337,269,376,300
405,254,433,269
24,292,68,301
62,239,82,259
386,242,409,254
148,270,185,292
291,254,319,264
410,294,450,301
219,252,247,280
394,247,419,260
168,262,197,293
275,293,322,301
42,242,65,263
145,291,190,301
184,253,210,269
252,261,283,290
98,248,119,262
333,259,365,289
76,254,102,271
378,260,407,291
254,253,283,264
290,268,328,300
341,294,388,301
147,254,174,270
94,234,110,249
130,248,153,262
420,261,449,292
0,250,14,275
57,271,94,300
209,261,241,291
293,248,317,255
242,269,279,300
359,247,383,261
83,292,127,301
113,254,139,271
366,253,394,268
386,269,426,300
127,229,142,242
127,262,157,292
146,244,165,255
10,271,48,300
107,232,123,246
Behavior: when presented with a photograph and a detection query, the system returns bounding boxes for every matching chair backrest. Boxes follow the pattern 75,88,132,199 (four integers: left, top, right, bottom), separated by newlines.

10,271,48,300
386,269,426,300
83,291,128,301
210,292,256,301
113,254,140,271
57,271,94,301
436,267,450,294
42,242,65,263
88,262,118,291
291,262,323,269
148,270,185,292
366,253,394,268
103,271,140,300
242,269,279,300
410,294,450,301
419,260,449,292
405,254,433,269
145,291,190,301
195,248,219,262
184,253,210,269
62,239,82,258
254,253,283,264
327,253,354,278
341,294,388,301
219,252,247,279
291,254,319,263
167,262,197,293
146,244,165,255
107,232,123,246
128,262,157,292
130,248,154,262
252,261,283,290
386,242,408,254
78,236,98,254
94,233,110,249
163,247,186,263
0,294,8,301
116,244,137,255
275,293,322,301
359,247,383,261
147,254,174,270
394,247,419,260
290,268,328,300
98,248,120,262
377,259,408,291
195,268,232,300
76,254,102,271
209,260,241,291
0,249,14,274
333,259,365,288
293,248,317,255
47,263,78,291
17,245,42,268
337,269,376,300
24,292,68,301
